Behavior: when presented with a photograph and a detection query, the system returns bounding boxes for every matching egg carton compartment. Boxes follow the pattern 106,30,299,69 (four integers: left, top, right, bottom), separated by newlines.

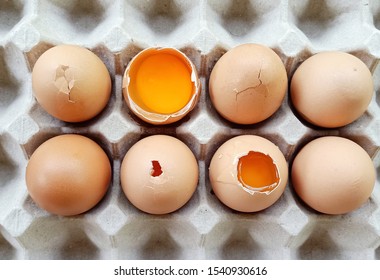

0,0,23,33
288,0,375,50
33,0,122,47
370,0,380,31
0,0,26,38
0,0,380,260
0,226,16,260
0,43,31,125
123,0,202,48
205,0,288,45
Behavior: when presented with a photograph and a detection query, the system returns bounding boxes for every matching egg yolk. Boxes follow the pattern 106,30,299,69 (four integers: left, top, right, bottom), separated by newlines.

237,151,279,192
130,52,193,114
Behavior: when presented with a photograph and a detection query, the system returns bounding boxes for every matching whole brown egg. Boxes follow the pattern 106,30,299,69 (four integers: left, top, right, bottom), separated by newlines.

26,134,111,216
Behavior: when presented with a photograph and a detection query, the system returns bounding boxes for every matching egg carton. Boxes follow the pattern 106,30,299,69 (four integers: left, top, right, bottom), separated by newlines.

0,0,379,260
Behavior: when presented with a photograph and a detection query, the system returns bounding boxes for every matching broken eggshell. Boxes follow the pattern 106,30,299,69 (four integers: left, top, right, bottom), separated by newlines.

209,43,288,125
120,135,199,214
32,45,111,122
122,47,201,125
209,135,288,212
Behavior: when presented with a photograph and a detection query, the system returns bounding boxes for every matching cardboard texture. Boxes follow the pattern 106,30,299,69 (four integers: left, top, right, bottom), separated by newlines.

0,0,379,260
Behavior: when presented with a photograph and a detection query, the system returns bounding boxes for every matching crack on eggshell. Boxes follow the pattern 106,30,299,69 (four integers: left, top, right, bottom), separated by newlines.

234,62,266,102
240,180,278,195
54,65,75,103
234,83,262,101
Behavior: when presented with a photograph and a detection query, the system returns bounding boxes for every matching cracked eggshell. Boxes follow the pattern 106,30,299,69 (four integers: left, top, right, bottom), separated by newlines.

120,135,199,215
122,47,201,125
209,43,287,125
32,45,111,122
209,135,288,212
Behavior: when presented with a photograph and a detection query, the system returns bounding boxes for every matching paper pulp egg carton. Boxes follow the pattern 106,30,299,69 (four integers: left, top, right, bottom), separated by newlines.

0,0,379,260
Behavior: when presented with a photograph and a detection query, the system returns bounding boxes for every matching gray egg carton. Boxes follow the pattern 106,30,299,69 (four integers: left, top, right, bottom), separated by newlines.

0,0,379,260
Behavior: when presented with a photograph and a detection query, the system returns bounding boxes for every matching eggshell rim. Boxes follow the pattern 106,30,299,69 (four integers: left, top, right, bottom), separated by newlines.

122,47,201,125
210,135,288,196
224,150,283,196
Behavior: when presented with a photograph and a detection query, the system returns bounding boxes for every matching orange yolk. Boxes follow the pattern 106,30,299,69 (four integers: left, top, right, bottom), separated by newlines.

237,151,279,192
132,52,193,114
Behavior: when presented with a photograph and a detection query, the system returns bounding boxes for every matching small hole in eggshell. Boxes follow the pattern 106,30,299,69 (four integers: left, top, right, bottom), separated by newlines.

151,160,163,177
237,151,279,193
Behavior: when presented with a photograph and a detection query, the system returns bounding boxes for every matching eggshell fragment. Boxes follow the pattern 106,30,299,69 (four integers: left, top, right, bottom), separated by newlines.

32,45,111,122
209,43,288,125
122,47,201,125
209,135,288,212
290,51,373,128
120,135,199,214
25,134,111,216
291,136,376,214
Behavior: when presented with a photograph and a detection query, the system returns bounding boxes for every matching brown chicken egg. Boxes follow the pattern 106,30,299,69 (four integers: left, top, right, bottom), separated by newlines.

209,135,288,212
120,135,199,214
291,136,376,214
290,51,373,128
32,45,111,122
209,43,288,125
25,134,111,216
